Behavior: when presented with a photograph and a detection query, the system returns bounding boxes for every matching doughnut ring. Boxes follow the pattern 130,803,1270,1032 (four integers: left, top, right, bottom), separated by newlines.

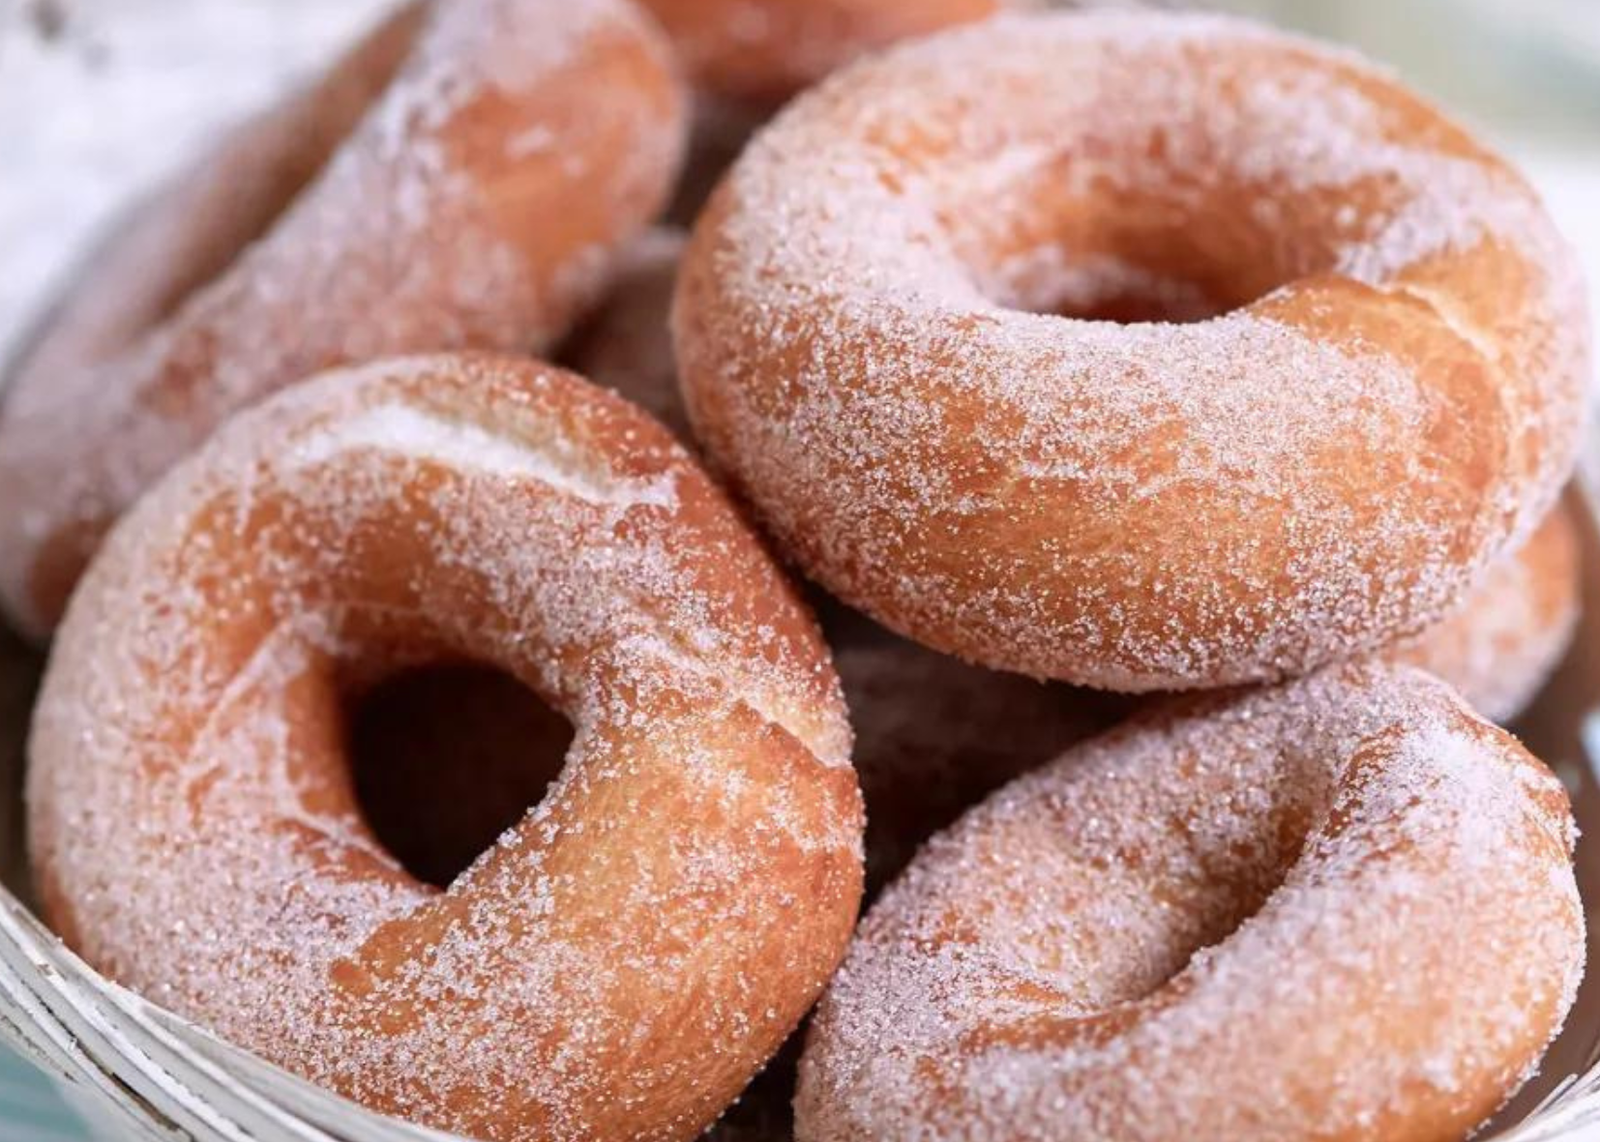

27,354,862,1142
797,662,1583,1142
0,0,686,639
674,12,1591,690
639,0,1020,102
1392,502,1581,723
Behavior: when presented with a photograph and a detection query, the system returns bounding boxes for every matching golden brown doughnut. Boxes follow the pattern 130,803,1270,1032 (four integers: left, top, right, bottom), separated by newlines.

674,12,1591,691
639,0,1021,102
0,0,686,640
28,354,862,1142
798,662,1583,1142
1391,502,1581,723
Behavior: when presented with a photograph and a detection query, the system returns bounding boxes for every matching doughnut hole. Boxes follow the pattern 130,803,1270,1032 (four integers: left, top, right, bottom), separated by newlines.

953,738,1330,1025
939,106,1439,326
345,661,574,889
952,176,1313,326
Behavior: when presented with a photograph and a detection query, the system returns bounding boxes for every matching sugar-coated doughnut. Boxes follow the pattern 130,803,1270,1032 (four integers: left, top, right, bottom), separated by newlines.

1392,502,1581,723
798,662,1583,1142
639,0,1020,102
0,0,686,640
675,12,1591,691
28,354,862,1142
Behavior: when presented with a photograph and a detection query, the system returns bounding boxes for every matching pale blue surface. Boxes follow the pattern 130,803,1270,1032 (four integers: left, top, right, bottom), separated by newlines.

0,1046,88,1141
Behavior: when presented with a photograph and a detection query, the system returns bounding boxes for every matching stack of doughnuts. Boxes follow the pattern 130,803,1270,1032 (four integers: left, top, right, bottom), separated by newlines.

2,3,1590,1142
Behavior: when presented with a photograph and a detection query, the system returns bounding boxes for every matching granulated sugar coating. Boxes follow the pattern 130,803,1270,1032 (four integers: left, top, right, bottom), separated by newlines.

796,662,1584,1142
27,355,864,1142
674,10,1592,692
0,0,687,639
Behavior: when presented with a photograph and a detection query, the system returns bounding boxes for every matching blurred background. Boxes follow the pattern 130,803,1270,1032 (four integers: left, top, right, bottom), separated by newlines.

1,0,1597,1137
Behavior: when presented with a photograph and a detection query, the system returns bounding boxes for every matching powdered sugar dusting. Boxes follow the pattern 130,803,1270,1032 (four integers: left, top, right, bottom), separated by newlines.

675,10,1591,690
27,355,861,1141
797,662,1584,1142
